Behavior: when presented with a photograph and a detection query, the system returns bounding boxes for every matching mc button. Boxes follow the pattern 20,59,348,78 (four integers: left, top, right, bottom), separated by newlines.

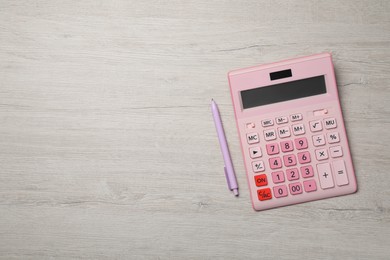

246,133,259,144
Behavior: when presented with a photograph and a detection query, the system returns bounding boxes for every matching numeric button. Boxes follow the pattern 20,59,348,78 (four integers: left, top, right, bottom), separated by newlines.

273,185,288,198
298,151,311,164
283,154,297,167
280,140,293,152
266,143,279,155
269,157,282,169
300,165,314,178
289,182,303,195
295,137,308,150
272,171,285,184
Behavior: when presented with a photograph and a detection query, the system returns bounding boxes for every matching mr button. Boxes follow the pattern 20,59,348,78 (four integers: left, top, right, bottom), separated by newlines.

257,188,272,201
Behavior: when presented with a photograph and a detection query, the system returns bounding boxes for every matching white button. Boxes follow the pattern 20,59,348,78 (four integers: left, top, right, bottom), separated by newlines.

312,134,326,146
330,146,343,158
324,118,337,129
309,120,323,132
333,160,349,186
290,113,303,121
317,162,334,189
327,132,340,143
292,124,305,135
264,129,277,141
249,147,262,159
261,119,274,127
276,116,288,124
252,160,265,172
246,133,259,144
278,126,291,138
315,148,328,160
246,122,255,129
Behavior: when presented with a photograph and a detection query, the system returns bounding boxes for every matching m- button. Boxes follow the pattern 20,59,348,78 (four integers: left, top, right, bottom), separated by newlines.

246,133,259,144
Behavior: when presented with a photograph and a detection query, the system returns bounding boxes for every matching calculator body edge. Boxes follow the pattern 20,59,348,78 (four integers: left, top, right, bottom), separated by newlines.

228,53,357,211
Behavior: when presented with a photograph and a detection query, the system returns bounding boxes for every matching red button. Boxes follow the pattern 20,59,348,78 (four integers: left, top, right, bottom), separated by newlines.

254,174,268,187
257,188,272,201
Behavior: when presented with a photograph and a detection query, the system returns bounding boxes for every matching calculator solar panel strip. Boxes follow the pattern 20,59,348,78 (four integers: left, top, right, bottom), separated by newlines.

228,53,357,211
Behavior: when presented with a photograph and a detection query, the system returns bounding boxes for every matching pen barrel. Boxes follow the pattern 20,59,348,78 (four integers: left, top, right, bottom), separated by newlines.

212,101,238,189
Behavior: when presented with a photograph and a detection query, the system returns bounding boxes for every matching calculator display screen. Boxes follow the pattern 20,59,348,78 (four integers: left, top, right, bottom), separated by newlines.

241,75,327,109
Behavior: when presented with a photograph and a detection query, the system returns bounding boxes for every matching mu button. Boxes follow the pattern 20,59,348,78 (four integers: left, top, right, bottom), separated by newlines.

257,188,272,201
254,174,268,187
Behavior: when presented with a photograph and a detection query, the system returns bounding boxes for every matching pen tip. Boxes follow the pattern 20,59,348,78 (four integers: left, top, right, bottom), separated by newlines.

233,189,239,196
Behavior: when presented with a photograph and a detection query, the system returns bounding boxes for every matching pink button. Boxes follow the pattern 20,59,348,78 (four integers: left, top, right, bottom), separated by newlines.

283,154,297,167
266,143,279,155
273,185,288,198
303,180,317,192
272,171,285,184
294,137,308,150
286,168,299,181
300,165,314,178
289,182,303,195
280,140,294,152
298,151,311,164
269,157,282,169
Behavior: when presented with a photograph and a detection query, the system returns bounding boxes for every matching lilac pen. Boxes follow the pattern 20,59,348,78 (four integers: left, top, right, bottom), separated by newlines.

211,99,239,196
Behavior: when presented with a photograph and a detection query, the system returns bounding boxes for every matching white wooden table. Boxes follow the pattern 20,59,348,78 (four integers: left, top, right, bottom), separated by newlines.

1,1,389,259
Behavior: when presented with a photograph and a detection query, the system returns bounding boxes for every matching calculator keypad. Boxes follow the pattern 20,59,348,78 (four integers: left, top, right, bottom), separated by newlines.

245,112,350,202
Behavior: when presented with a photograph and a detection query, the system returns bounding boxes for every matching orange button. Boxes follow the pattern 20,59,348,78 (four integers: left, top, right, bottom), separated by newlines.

254,174,268,187
257,188,272,201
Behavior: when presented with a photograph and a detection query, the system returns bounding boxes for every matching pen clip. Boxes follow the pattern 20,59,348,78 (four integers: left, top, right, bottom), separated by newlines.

224,166,232,190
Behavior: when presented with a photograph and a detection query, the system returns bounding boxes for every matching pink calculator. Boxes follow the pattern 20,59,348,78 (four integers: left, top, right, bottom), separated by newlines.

228,53,357,211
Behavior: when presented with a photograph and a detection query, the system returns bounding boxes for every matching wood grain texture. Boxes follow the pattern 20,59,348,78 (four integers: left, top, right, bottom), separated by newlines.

0,0,389,259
